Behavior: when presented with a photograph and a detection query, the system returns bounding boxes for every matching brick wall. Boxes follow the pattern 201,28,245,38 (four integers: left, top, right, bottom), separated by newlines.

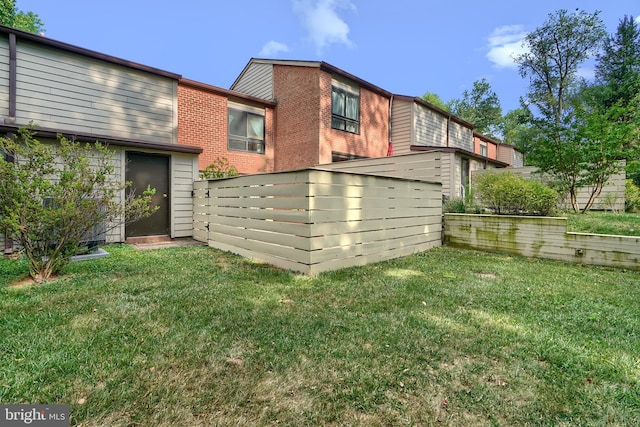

318,72,389,165
178,83,274,174
272,65,390,171
272,65,321,171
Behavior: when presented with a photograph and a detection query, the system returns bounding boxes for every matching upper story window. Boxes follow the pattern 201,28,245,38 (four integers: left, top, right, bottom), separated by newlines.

331,79,360,134
228,102,265,154
479,142,488,157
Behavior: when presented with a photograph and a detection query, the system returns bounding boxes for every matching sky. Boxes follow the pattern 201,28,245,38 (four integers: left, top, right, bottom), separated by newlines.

17,0,640,113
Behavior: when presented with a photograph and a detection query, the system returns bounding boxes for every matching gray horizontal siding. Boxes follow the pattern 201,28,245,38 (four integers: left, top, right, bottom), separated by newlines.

390,99,412,154
172,154,197,237
0,35,9,118
232,62,274,100
449,122,473,152
15,40,176,143
413,103,447,147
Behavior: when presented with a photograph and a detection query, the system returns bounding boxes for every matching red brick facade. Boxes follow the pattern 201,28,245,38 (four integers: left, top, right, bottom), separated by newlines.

272,65,322,171
271,64,391,171
179,63,391,174
178,81,275,174
318,72,389,165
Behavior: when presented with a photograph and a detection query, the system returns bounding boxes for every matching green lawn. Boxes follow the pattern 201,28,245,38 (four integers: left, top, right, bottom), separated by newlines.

1,245,639,426
566,211,640,236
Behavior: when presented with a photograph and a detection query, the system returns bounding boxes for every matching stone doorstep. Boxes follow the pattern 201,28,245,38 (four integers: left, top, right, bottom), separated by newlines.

126,236,205,250
125,235,173,245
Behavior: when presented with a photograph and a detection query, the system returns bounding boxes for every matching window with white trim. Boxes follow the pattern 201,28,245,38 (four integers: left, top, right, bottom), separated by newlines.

479,142,488,157
331,79,360,134
228,103,265,154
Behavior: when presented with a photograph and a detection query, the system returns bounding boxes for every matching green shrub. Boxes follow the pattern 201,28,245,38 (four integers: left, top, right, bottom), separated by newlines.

0,128,156,282
473,171,558,216
443,197,466,213
200,158,239,179
625,179,640,213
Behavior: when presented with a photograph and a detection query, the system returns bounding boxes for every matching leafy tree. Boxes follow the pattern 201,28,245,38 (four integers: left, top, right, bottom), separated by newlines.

0,0,44,33
567,92,633,212
449,78,503,137
501,107,537,156
421,92,449,111
0,128,157,282
514,9,608,212
594,15,640,110
593,16,640,183
200,157,239,179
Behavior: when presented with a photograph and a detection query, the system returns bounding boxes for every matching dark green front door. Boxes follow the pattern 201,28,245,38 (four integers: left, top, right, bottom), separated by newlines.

125,152,170,238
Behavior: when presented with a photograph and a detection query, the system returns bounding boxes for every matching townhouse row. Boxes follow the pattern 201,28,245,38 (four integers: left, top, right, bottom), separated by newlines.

0,24,522,248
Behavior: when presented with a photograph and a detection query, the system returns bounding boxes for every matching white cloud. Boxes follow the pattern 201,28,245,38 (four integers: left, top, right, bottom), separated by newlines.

636,16,640,25
292,0,356,54
486,25,528,69
259,40,290,57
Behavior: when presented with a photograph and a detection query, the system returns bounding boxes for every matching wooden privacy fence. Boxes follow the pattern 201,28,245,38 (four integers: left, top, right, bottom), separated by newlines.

193,168,442,275
444,213,640,270
320,151,442,182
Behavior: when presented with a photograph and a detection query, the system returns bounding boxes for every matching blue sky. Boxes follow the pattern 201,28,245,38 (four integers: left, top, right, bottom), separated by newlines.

18,0,640,112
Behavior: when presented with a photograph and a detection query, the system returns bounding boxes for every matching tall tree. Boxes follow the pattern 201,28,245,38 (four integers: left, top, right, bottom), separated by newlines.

449,78,502,137
594,15,640,109
0,0,44,34
593,15,640,185
421,91,449,111
501,107,537,155
514,9,608,212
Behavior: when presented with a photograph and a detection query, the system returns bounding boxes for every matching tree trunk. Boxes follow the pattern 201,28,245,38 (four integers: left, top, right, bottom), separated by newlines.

582,184,604,213
570,187,580,212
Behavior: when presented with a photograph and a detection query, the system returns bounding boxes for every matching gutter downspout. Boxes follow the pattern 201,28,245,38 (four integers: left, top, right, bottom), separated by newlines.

7,32,16,123
3,134,15,255
3,32,17,254
388,95,393,155
446,114,451,147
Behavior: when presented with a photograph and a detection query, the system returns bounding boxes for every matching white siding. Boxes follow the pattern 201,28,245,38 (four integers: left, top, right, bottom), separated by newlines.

15,40,177,143
0,35,9,119
390,99,412,154
232,62,274,100
414,103,447,147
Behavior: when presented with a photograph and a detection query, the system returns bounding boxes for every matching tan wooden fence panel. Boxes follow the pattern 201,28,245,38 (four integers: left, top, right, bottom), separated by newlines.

193,168,443,274
319,152,442,182
444,213,640,270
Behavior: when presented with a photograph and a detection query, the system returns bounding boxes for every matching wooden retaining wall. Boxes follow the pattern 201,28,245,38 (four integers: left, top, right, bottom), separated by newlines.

444,213,640,270
194,168,442,274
